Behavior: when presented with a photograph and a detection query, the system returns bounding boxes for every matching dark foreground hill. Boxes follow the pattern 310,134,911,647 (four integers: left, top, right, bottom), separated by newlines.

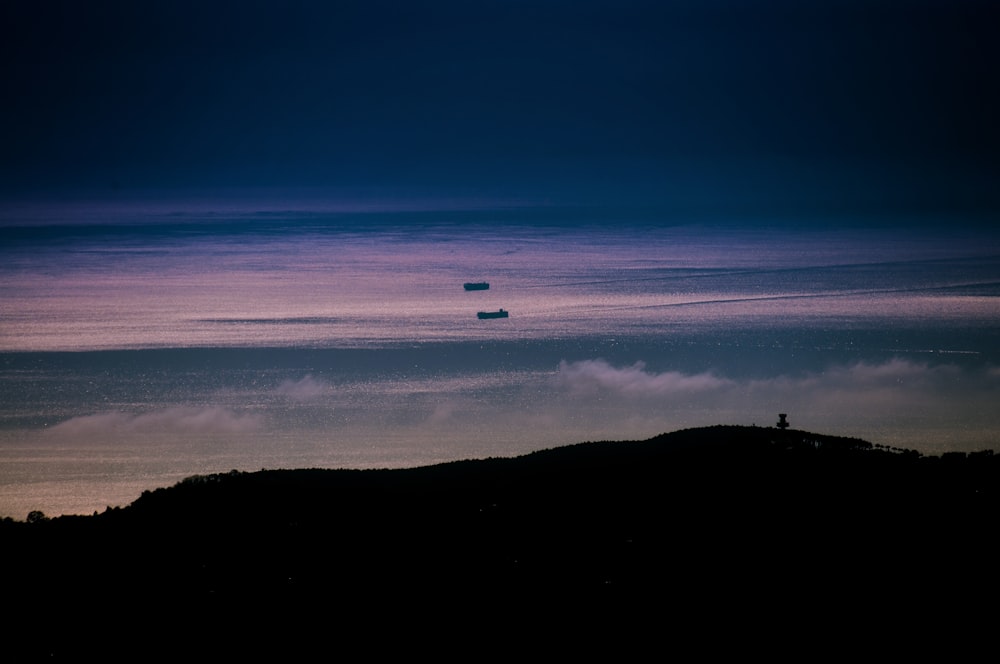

5,426,999,659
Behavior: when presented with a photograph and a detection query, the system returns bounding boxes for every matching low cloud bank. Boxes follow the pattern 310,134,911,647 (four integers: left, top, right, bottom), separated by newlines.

554,359,733,397
49,406,263,437
38,359,1000,454
554,357,991,403
273,375,330,401
549,357,1000,449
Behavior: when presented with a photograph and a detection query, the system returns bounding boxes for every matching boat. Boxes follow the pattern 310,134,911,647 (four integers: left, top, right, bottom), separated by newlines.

464,282,490,291
477,309,509,319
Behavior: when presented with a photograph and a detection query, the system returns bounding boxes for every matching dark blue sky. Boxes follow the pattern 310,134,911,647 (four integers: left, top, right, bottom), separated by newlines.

2,0,997,219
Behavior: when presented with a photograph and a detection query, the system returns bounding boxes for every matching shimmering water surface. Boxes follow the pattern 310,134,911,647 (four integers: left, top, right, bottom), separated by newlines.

3,207,999,517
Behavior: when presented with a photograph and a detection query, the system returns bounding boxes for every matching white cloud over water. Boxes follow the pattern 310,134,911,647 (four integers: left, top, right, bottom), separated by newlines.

553,357,991,403
35,358,1000,456
49,406,263,437
273,375,330,401
554,359,733,397
547,358,1000,450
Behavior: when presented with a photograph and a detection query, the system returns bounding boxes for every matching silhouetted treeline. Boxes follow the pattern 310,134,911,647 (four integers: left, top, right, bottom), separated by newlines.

4,426,998,659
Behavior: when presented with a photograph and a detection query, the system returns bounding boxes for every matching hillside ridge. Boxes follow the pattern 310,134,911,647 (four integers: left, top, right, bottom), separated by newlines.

5,425,998,658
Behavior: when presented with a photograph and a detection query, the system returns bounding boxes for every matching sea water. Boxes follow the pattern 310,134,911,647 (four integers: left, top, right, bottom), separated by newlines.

2,206,999,517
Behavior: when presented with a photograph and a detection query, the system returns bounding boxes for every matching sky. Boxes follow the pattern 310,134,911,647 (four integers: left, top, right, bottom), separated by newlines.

2,0,999,220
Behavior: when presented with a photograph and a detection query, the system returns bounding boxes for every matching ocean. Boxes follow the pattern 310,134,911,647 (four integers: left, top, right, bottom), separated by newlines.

3,202,999,517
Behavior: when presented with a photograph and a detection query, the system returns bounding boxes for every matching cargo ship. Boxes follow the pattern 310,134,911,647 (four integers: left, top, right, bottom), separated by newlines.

477,309,509,319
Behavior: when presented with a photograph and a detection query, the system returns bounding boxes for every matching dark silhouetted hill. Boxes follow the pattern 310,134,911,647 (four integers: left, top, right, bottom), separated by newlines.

5,426,998,659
